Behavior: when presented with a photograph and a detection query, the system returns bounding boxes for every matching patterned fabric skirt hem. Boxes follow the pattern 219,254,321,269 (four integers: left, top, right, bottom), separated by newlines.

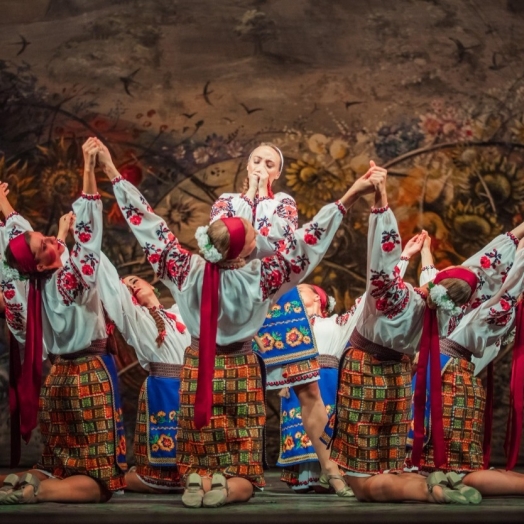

266,357,321,390
134,381,181,488
36,355,126,492
280,464,321,489
176,345,266,488
405,357,485,473
329,348,412,475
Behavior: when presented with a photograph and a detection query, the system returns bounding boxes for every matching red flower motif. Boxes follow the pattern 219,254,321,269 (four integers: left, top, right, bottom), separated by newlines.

291,264,301,274
268,270,283,288
78,232,91,243
130,215,142,226
166,259,177,276
167,232,175,242
500,299,511,311
304,233,318,245
276,240,286,252
382,241,395,252
376,298,388,311
82,265,94,276
480,256,491,269
4,290,15,300
260,226,269,237
149,253,160,264
63,272,78,290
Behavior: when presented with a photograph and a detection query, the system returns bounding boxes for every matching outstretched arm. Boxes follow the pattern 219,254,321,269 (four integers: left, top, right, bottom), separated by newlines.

0,182,15,219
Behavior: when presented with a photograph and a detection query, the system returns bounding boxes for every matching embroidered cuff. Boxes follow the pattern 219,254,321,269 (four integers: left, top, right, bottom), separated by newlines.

111,175,124,185
400,255,410,261
257,196,272,203
414,287,428,300
506,231,519,247
81,192,101,200
421,264,436,272
371,205,389,214
335,201,347,215
240,195,255,208
57,239,67,249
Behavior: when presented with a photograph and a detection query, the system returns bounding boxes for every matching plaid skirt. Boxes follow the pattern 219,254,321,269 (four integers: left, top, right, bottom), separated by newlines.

176,344,266,488
407,358,485,473
329,348,412,475
36,355,127,492
134,378,181,489
266,357,321,390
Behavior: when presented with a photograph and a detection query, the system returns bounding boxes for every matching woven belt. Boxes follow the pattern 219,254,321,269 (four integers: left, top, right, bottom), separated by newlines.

440,338,472,362
190,337,252,356
149,362,183,378
318,355,339,369
350,330,403,362
58,339,108,360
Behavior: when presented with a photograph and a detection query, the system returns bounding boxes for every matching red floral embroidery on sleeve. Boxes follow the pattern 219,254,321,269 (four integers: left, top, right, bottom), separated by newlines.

260,254,292,300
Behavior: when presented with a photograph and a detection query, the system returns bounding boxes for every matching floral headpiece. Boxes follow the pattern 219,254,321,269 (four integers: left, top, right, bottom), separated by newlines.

428,281,462,316
195,226,222,263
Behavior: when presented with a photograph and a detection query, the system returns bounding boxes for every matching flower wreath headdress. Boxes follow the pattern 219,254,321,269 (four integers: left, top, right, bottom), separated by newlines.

195,226,223,263
427,281,462,316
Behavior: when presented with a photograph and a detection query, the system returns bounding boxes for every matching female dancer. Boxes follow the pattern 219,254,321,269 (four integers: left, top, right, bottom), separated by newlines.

0,138,126,505
269,233,427,494
329,170,480,504
210,142,296,259
97,138,386,508
98,254,190,493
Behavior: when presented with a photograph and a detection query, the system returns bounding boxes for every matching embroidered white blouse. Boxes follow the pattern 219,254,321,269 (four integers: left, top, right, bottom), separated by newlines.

112,177,346,345
98,254,190,369
3,194,107,357
210,192,298,259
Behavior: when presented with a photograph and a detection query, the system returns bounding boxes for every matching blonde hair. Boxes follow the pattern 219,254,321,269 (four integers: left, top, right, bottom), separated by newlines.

207,218,249,261
248,142,284,173
427,278,473,310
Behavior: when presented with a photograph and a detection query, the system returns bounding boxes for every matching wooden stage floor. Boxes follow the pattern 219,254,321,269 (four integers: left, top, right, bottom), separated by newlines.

1,469,523,524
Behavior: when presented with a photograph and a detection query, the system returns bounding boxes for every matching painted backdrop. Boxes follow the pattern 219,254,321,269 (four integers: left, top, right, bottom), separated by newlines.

1,0,524,466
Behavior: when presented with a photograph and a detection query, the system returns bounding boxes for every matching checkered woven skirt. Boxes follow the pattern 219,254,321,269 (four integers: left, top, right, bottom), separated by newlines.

134,375,181,489
409,357,485,473
329,348,412,475
176,342,266,488
266,357,321,390
36,354,127,492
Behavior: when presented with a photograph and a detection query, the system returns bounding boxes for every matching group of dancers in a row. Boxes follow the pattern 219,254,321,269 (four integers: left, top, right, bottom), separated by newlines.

0,139,523,508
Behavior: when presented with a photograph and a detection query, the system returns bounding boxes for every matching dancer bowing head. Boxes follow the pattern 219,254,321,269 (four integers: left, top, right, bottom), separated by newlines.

0,138,127,506
97,137,386,509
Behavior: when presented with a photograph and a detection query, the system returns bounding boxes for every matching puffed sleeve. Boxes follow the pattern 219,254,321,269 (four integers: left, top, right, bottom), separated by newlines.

0,213,33,342
260,201,347,300
463,232,519,308
366,206,411,318
254,194,298,253
449,248,524,358
112,177,193,295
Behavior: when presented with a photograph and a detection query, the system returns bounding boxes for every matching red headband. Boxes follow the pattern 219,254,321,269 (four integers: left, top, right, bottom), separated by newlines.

433,267,478,292
7,234,43,465
9,234,38,275
193,217,247,430
221,217,246,260
311,285,328,315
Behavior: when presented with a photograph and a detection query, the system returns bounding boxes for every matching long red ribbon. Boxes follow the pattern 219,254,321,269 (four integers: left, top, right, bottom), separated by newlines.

193,262,220,430
411,307,446,468
483,362,494,469
505,302,524,470
8,332,22,467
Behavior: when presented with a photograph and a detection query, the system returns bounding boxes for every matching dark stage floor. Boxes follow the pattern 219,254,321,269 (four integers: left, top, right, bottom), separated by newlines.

1,469,524,524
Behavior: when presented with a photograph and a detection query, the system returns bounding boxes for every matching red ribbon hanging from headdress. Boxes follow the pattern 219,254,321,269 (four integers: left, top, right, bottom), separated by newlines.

194,217,246,430
8,234,43,465
411,267,478,469
504,301,524,470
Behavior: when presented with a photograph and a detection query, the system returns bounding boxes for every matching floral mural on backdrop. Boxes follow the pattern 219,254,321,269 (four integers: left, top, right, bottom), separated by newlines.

1,0,524,465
